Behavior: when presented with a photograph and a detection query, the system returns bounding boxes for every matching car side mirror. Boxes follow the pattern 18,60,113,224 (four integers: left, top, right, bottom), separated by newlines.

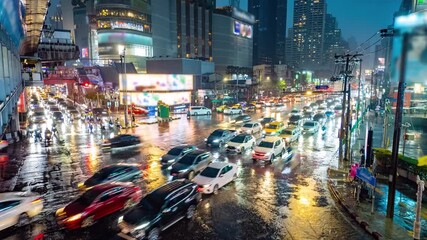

219,174,224,178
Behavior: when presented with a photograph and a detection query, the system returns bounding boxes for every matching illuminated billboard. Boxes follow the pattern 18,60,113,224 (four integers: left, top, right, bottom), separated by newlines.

122,91,191,106
391,11,427,85
233,21,252,39
119,74,194,91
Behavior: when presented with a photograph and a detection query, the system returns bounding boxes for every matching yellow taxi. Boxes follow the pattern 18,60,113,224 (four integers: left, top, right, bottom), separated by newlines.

216,105,228,113
263,121,286,136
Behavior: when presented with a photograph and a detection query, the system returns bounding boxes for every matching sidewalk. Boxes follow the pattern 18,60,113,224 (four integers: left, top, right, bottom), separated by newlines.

328,116,427,239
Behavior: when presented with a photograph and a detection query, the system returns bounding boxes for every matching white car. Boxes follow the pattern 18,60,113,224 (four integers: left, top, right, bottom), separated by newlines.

252,136,288,163
223,107,242,115
225,134,256,153
188,106,211,116
289,109,301,116
302,120,320,134
240,122,263,134
193,162,238,194
0,192,43,230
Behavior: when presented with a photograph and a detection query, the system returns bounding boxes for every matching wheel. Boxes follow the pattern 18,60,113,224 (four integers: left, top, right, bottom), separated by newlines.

188,171,195,180
240,147,245,154
213,185,219,195
186,205,196,219
17,214,29,227
81,215,95,228
251,143,255,149
147,227,160,240
124,198,136,209
219,141,224,148
239,111,243,114
194,112,198,116
207,111,211,115
233,173,238,180
269,154,275,164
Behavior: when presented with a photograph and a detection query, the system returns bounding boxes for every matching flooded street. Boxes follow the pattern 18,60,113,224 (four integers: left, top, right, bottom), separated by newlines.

0,102,370,240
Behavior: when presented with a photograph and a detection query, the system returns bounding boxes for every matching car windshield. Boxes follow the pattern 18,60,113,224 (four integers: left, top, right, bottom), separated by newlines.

210,130,224,137
34,112,45,116
289,115,301,121
231,135,246,143
304,122,316,127
137,193,163,211
291,110,299,113
53,112,62,116
177,155,195,165
236,116,246,120
199,167,220,178
261,118,274,123
334,106,342,110
75,189,101,206
314,114,324,119
267,124,279,129
243,123,253,128
282,130,293,135
258,141,274,148
167,148,183,156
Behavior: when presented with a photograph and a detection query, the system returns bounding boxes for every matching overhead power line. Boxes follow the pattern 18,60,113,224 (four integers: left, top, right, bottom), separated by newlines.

349,31,379,54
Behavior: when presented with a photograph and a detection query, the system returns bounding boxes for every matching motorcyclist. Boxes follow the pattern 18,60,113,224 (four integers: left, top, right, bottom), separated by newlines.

88,123,94,133
45,129,52,145
34,126,42,142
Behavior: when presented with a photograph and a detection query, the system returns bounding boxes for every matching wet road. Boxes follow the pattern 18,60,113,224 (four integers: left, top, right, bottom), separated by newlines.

0,101,370,240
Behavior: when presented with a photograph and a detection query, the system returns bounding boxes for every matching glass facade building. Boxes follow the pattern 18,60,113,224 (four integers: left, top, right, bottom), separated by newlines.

95,0,153,71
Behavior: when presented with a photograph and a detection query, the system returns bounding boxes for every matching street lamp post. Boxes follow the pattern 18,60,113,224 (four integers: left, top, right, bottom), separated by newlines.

120,47,128,128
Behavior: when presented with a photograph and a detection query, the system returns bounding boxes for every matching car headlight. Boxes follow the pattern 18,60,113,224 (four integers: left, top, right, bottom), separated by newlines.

264,152,271,157
67,213,82,222
167,159,175,163
213,139,219,143
285,137,290,142
179,169,188,173
204,138,208,142
224,144,228,148
251,150,255,154
159,157,163,161
118,216,124,223
262,130,266,134
56,207,65,217
167,166,172,170
202,184,211,188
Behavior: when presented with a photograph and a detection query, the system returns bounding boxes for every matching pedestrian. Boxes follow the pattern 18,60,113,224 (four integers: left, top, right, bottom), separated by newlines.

131,114,135,126
359,145,365,165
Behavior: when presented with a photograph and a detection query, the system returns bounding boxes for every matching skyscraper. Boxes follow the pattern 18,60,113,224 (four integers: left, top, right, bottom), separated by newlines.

292,0,326,70
248,0,287,65
323,14,348,71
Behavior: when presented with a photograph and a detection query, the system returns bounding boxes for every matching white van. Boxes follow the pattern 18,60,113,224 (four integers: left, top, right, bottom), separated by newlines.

188,106,211,116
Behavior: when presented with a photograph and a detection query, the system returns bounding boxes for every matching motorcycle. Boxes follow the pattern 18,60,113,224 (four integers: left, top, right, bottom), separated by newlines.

45,131,52,146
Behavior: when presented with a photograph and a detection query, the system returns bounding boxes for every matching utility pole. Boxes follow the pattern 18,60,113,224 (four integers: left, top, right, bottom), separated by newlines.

334,53,363,162
386,33,409,219
356,60,362,122
345,82,352,161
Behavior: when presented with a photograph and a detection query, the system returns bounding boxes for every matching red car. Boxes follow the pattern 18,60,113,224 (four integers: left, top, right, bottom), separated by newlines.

56,182,142,230
128,107,148,115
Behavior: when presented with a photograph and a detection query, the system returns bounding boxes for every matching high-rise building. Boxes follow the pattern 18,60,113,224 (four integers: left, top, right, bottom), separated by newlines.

212,6,254,76
151,0,215,61
275,0,287,64
95,0,153,71
248,0,287,65
45,0,63,29
323,14,347,71
292,0,326,70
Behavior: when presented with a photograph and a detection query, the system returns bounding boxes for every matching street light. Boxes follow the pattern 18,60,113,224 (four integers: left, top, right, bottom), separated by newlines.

119,46,128,128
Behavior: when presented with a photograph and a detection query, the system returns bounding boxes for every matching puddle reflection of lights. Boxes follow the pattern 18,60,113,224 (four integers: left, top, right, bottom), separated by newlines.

263,170,272,188
300,197,310,206
251,169,255,176
204,202,210,209
212,152,220,159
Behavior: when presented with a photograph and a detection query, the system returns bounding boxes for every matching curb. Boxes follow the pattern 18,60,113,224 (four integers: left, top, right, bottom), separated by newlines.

328,179,383,239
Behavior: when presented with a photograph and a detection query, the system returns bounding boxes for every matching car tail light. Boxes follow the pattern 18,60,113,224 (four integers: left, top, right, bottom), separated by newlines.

32,197,42,204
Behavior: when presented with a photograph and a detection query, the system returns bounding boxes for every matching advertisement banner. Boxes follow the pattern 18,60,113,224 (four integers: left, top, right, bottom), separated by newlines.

119,74,194,91
391,12,427,85
122,91,191,107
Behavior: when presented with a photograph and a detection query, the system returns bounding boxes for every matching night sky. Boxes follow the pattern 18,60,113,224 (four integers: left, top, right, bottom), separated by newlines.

217,0,402,44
